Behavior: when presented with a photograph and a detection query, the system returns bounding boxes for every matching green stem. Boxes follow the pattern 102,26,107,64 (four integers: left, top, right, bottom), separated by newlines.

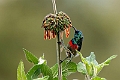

52,0,62,79
56,31,62,80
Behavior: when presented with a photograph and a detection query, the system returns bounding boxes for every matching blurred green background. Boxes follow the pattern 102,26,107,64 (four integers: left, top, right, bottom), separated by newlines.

0,0,120,80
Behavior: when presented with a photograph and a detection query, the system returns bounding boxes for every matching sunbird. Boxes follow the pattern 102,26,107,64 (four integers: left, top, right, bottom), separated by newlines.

60,26,83,62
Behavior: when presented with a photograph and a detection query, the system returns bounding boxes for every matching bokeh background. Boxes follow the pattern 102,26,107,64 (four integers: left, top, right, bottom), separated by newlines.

0,0,120,80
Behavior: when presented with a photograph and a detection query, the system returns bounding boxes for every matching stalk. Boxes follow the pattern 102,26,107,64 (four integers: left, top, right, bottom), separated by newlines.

52,0,62,80
85,75,91,80
56,32,62,80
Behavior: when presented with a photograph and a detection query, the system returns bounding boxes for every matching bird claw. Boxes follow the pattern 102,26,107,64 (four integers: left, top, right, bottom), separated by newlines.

60,60,63,63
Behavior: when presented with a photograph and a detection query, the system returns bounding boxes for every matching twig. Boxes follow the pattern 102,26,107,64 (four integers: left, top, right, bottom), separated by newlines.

52,0,62,80
85,75,91,80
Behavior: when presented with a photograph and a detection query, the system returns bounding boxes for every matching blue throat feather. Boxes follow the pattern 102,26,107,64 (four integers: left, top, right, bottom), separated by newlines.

60,26,84,63
72,26,84,51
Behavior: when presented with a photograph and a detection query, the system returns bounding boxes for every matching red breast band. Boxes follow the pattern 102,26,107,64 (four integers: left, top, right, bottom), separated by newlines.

69,40,78,50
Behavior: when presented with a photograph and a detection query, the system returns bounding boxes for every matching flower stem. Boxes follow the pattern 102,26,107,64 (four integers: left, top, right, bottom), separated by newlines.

52,0,62,80
56,32,62,80
52,0,57,14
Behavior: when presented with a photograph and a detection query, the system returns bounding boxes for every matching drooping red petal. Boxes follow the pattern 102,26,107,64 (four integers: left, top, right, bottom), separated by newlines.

47,30,50,40
65,28,70,38
67,27,70,37
48,31,52,40
52,31,56,39
44,30,47,40
65,28,67,37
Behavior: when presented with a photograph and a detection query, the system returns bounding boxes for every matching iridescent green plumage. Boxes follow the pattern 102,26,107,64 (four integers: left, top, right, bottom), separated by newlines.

71,26,83,51
67,26,83,57
60,26,83,63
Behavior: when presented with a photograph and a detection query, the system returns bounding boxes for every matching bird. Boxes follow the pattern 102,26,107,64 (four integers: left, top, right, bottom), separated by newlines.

60,26,83,63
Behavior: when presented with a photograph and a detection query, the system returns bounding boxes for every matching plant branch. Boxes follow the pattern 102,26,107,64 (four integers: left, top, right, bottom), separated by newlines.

56,32,62,80
52,0,62,80
85,75,91,80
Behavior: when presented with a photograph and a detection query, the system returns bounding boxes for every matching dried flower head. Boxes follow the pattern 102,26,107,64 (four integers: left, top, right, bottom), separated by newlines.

41,11,72,40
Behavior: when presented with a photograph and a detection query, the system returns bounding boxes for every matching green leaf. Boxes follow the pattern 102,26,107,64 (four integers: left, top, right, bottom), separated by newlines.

97,55,117,75
17,61,27,80
78,51,94,76
86,52,95,62
77,62,87,75
33,76,49,80
102,55,117,65
78,51,98,65
27,64,53,80
51,61,77,78
23,48,38,64
26,64,41,80
92,76,106,80
62,76,67,80
78,51,117,78
53,77,58,80
85,52,98,76
86,52,98,66
40,64,53,80
77,51,86,64
86,63,93,76
62,61,77,76
51,63,58,78
53,76,67,80
92,64,98,77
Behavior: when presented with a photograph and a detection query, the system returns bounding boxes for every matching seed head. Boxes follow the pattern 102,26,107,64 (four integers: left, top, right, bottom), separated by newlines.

41,11,72,40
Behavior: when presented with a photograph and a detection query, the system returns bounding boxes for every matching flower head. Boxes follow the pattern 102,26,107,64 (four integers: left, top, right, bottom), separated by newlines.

41,11,72,40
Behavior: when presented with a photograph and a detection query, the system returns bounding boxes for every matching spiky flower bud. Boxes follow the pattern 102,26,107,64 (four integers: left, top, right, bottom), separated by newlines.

41,11,72,40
